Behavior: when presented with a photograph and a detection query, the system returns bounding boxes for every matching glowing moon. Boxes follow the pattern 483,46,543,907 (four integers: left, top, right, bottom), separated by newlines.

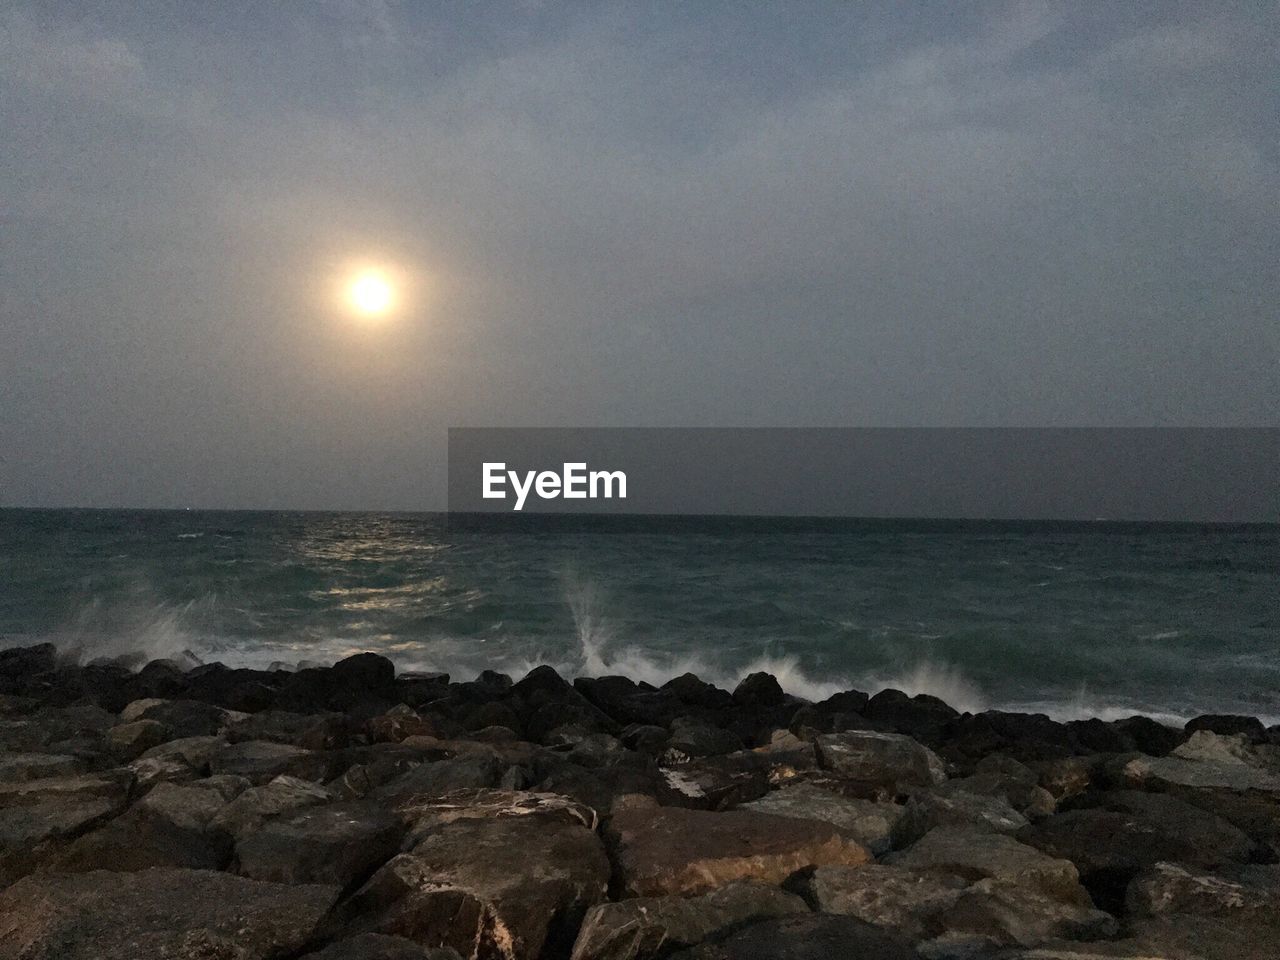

346,271,395,316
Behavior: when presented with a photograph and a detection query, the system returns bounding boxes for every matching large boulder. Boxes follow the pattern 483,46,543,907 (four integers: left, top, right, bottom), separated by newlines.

814,730,947,789
236,800,404,890
605,797,871,897
209,774,335,841
664,914,917,960
891,788,1028,847
738,782,904,855
885,826,1089,905
797,864,967,940
0,752,86,783
569,881,807,960
210,739,324,783
342,804,610,960
926,878,1117,953
665,717,744,760
1119,752,1280,793
1127,861,1280,919
122,698,231,738
862,689,959,744
0,867,339,959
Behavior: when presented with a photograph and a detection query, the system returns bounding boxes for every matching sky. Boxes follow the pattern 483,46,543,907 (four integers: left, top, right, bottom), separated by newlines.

2,1,1277,510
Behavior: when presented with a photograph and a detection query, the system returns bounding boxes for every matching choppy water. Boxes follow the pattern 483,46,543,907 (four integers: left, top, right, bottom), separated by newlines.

0,509,1276,724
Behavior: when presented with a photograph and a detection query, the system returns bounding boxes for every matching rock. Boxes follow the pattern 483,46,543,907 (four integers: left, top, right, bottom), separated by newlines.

665,717,745,760
789,689,871,737
732,673,785,707
943,711,1076,764
928,878,1118,951
333,652,397,692
210,774,335,841
570,881,807,960
657,754,770,810
125,698,230,738
236,800,404,890
1163,785,1280,860
738,782,904,855
1186,714,1267,742
0,752,86,782
344,807,610,960
892,788,1029,847
0,867,339,959
1126,861,1280,919
665,914,917,960
0,770,134,884
575,677,684,728
815,730,948,789
1112,716,1183,756
300,934,463,959
1173,729,1280,769
1015,790,1256,914
0,643,57,679
942,755,1056,819
369,706,439,744
138,776,249,828
44,796,234,873
1120,752,1280,793
797,864,967,940
210,739,322,783
886,826,1089,905
395,789,600,845
1121,914,1280,960
105,718,169,759
606,801,871,897
662,674,733,710
371,754,505,800
137,733,226,772
863,689,959,743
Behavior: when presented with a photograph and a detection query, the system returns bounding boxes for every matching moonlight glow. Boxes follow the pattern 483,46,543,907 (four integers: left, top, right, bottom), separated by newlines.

346,270,395,316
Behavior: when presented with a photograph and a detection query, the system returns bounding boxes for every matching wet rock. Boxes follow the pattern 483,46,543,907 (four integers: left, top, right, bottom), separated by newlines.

815,729,948,789
789,689,871,737
1015,790,1255,914
0,752,86,783
1120,914,1280,960
369,705,440,743
0,867,339,960
0,642,57,679
1126,861,1280,918
797,864,967,939
665,913,917,960
606,799,872,897
944,711,1076,764
333,652,397,693
210,773,335,840
863,689,959,744
929,878,1117,952
1173,729,1280,769
657,753,771,810
943,754,1056,819
732,673,785,707
137,733,226,773
886,826,1089,905
738,782,904,855
570,881,806,960
237,800,404,890
300,934,463,959
620,724,670,755
371,754,506,801
1120,752,1280,793
344,805,610,960
662,674,733,711
105,718,169,759
1186,714,1267,742
123,697,230,738
892,788,1029,847
44,795,234,873
1112,716,1183,756
666,717,745,760
210,738,322,783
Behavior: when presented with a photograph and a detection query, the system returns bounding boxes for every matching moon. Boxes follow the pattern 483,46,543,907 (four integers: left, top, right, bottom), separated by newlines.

346,270,395,317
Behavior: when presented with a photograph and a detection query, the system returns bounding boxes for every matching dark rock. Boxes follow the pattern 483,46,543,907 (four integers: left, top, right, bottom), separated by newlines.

371,754,505,801
943,711,1077,764
928,877,1118,952
814,729,947,789
226,708,357,749
45,795,234,873
0,752,87,783
1187,714,1267,742
0,867,338,959
620,723,670,755
210,739,324,783
892,788,1028,847
300,934,462,959
740,782,904,855
333,652,397,694
576,676,684,727
863,688,959,744
789,689,871,737
605,797,871,897
105,718,169,759
368,705,439,744
796,864,967,940
0,643,58,678
1113,715,1183,756
665,914,917,960
1067,718,1137,754
570,881,807,960
236,800,404,890
943,753,1056,819
662,673,733,710
1127,861,1280,919
210,774,336,840
732,673,785,708
666,717,744,760
128,698,230,738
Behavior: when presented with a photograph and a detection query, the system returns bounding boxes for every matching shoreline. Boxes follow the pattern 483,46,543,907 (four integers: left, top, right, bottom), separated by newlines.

2,642,1279,958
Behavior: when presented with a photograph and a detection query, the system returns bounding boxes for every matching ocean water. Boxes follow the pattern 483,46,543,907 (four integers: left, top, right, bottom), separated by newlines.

0,509,1276,725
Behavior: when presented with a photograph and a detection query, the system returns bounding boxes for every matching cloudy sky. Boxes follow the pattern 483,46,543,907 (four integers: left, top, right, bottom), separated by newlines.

2,1,1276,509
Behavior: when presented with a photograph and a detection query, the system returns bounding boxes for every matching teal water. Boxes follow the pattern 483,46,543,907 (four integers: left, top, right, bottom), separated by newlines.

1,510,1276,723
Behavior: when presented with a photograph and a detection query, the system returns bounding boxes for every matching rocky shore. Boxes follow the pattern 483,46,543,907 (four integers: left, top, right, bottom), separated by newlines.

1,643,1278,959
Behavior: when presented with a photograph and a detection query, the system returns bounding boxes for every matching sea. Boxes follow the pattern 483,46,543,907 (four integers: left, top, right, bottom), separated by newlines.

1,509,1276,725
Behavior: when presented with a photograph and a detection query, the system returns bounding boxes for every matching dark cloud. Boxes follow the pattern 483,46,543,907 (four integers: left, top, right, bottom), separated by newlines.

1,1,1276,508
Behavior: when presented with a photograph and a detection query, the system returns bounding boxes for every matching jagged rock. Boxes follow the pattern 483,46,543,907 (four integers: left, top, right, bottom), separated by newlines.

928,878,1117,952
620,724,671,755
105,718,169,759
1119,752,1280,793
0,867,339,959
1015,790,1255,914
342,803,610,960
44,797,234,873
664,914,917,960
236,800,404,889
395,789,599,845
575,677,684,728
123,698,230,738
797,864,967,939
372,754,506,800
943,711,1076,764
1186,714,1267,742
662,674,733,710
657,754,770,810
863,689,959,743
0,643,57,678
210,773,335,840
570,881,806,960
941,757,1056,820
789,689,872,737
0,769,134,884
1173,730,1280,770
1126,861,1280,918
210,739,323,783
137,734,226,772
369,706,439,743
815,729,948,789
732,673,785,707
886,826,1089,905
665,717,745,760
225,709,357,749
0,752,86,782
300,934,463,959
334,652,397,693
738,782,904,855
1162,785,1280,860
138,775,249,827
892,788,1029,847
606,798,871,897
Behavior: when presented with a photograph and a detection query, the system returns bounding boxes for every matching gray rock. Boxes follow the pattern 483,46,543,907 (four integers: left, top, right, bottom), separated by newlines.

893,789,1029,847
0,752,86,783
665,717,745,760
43,799,234,873
211,739,321,783
606,797,871,897
1173,730,1280,771
210,773,335,840
739,782,904,855
371,754,505,800
138,775,250,829
928,878,1117,950
0,867,339,959
665,913,917,960
815,730,948,788
1127,861,1280,919
570,881,807,960
137,734,226,771
105,718,169,759
1120,753,1280,793
237,800,404,889
798,864,967,940
886,826,1088,905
